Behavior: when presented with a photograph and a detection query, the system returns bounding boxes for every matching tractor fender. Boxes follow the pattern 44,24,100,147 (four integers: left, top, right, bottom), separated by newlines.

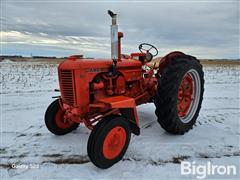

158,51,196,73
98,96,140,135
119,108,140,135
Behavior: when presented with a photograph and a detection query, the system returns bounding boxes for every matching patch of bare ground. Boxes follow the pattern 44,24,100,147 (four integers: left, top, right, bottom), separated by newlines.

42,155,90,164
0,164,12,169
200,59,240,66
150,57,239,68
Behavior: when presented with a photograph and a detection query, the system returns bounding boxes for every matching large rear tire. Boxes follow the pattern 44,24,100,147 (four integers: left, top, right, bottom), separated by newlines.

155,56,204,134
87,115,131,169
45,99,79,135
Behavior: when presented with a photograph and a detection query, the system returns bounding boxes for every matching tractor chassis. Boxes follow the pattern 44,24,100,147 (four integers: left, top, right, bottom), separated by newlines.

58,72,157,134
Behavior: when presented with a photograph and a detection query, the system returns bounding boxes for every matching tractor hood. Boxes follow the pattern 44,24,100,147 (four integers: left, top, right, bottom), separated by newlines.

58,57,142,71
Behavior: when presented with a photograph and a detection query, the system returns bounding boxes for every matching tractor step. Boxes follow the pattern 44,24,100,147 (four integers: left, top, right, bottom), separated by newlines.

98,95,136,108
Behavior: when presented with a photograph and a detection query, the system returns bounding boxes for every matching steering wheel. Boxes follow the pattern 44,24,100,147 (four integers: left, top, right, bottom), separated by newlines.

138,43,158,57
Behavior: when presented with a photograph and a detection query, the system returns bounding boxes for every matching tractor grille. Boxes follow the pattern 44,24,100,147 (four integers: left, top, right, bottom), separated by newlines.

60,70,75,105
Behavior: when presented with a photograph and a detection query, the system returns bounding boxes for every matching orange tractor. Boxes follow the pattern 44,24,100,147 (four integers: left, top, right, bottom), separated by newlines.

45,10,204,168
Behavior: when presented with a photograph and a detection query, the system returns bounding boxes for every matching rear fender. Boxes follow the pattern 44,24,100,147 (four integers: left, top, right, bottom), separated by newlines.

158,51,196,73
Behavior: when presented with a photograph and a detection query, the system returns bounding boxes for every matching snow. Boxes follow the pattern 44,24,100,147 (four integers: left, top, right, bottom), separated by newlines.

0,62,239,179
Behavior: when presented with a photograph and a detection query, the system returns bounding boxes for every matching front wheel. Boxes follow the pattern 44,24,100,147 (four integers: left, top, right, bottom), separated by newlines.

45,99,79,135
87,115,131,169
155,56,204,134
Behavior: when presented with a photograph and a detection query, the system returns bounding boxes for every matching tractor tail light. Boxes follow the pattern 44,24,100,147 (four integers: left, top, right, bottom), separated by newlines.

59,70,76,106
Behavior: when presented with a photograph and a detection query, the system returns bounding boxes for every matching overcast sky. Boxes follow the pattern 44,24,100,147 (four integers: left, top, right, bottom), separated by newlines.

1,0,239,59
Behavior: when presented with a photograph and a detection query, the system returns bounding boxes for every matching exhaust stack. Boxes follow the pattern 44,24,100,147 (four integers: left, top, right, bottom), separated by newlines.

108,10,118,61
108,10,118,75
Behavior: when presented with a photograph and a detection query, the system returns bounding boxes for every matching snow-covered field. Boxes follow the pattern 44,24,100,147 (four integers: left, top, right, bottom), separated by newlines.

0,60,239,179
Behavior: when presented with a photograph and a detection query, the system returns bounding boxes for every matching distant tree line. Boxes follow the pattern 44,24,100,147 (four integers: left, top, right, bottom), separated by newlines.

0,55,23,60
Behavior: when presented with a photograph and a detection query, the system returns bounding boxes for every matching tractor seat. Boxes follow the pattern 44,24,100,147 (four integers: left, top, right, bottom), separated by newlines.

146,57,162,69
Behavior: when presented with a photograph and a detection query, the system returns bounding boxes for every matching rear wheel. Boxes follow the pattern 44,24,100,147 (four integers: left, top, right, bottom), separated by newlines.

155,56,204,134
45,99,79,135
87,115,131,169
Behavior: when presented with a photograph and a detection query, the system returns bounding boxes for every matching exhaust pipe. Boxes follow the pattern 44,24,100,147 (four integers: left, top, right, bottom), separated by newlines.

108,10,118,61
108,10,118,75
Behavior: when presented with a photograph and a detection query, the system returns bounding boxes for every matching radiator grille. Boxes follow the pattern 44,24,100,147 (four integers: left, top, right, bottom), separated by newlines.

60,70,75,105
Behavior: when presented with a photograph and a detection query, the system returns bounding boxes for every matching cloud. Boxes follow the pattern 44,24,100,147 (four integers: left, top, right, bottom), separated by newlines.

1,1,239,58
2,31,111,57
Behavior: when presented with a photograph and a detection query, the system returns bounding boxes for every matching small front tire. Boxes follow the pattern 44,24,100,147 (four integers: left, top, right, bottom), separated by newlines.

87,115,131,169
45,99,79,135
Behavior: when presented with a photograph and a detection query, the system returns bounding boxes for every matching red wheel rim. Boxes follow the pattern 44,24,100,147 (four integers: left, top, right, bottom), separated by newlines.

178,73,194,118
55,108,74,129
103,126,127,159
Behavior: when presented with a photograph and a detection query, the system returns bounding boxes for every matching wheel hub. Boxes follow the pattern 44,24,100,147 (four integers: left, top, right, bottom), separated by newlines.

103,126,126,159
178,73,194,117
177,69,201,123
55,109,74,129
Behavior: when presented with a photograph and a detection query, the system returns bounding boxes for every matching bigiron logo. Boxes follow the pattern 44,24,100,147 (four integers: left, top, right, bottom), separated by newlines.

181,161,237,179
